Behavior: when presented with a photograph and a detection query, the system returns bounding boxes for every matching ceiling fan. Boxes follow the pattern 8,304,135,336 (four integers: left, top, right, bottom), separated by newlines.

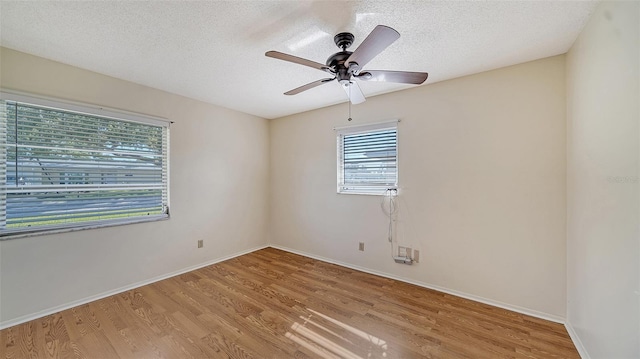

265,25,428,104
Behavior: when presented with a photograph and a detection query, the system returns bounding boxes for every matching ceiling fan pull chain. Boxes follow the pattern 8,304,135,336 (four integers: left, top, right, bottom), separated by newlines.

348,85,352,121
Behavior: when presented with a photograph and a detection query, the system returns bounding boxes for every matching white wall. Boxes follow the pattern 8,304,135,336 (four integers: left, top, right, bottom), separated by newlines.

566,1,640,358
270,56,567,319
0,48,270,327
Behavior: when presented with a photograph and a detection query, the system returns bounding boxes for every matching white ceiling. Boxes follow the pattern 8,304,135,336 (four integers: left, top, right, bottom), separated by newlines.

0,1,598,119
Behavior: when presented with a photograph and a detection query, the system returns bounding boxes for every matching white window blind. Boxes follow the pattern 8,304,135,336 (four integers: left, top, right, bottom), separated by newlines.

337,122,398,195
0,94,169,237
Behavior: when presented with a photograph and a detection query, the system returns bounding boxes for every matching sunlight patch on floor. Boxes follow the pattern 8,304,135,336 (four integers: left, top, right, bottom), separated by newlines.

284,308,388,358
308,308,388,350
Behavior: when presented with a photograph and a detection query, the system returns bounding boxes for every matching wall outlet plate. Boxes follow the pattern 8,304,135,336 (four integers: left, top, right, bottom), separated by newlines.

414,249,420,263
197,239,203,248
359,242,365,251
398,246,407,257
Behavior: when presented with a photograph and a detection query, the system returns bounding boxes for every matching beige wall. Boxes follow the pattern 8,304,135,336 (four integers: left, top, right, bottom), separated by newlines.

566,1,640,358
270,56,567,319
0,48,270,326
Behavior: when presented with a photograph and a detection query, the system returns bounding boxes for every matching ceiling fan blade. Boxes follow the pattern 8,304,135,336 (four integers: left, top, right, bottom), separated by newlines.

358,70,428,84
345,25,400,71
341,81,366,104
284,78,335,95
266,51,332,73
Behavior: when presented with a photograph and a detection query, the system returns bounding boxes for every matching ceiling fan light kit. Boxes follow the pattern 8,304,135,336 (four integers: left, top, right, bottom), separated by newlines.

265,25,429,106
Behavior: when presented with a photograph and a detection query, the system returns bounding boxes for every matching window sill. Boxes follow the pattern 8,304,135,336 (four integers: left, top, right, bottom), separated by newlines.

337,188,398,196
0,214,169,241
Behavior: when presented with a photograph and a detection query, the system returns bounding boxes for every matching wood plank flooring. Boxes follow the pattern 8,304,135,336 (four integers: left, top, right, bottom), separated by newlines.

1,248,579,358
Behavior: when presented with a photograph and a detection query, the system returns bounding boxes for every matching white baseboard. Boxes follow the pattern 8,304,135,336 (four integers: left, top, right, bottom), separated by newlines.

2,242,575,350
269,244,566,324
0,244,268,330
565,321,589,359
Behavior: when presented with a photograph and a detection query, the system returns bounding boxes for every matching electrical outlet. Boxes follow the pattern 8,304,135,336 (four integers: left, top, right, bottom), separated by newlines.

414,249,420,263
398,246,407,257
197,239,203,248
359,242,365,251
406,247,412,258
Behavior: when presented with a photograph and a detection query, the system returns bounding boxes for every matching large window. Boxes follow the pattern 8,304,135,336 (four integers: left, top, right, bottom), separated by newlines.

0,92,170,238
337,121,398,195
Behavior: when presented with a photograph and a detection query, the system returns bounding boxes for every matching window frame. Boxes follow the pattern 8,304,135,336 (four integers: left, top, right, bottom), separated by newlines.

0,91,171,240
336,120,399,196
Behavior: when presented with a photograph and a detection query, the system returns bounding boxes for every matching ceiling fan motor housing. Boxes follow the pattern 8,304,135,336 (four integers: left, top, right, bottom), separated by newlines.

327,51,359,85
326,51,351,68
330,32,360,85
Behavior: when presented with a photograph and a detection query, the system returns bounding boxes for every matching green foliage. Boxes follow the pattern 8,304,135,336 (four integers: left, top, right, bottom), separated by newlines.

7,103,163,162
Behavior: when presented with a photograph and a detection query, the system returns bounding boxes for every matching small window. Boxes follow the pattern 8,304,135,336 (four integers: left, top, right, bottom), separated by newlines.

337,122,398,195
0,92,170,238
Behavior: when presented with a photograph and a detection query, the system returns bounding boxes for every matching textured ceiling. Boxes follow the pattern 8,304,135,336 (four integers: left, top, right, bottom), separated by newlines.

0,1,598,119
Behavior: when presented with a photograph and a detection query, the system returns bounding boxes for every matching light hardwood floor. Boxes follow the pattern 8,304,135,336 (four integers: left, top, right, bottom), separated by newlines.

1,248,578,358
